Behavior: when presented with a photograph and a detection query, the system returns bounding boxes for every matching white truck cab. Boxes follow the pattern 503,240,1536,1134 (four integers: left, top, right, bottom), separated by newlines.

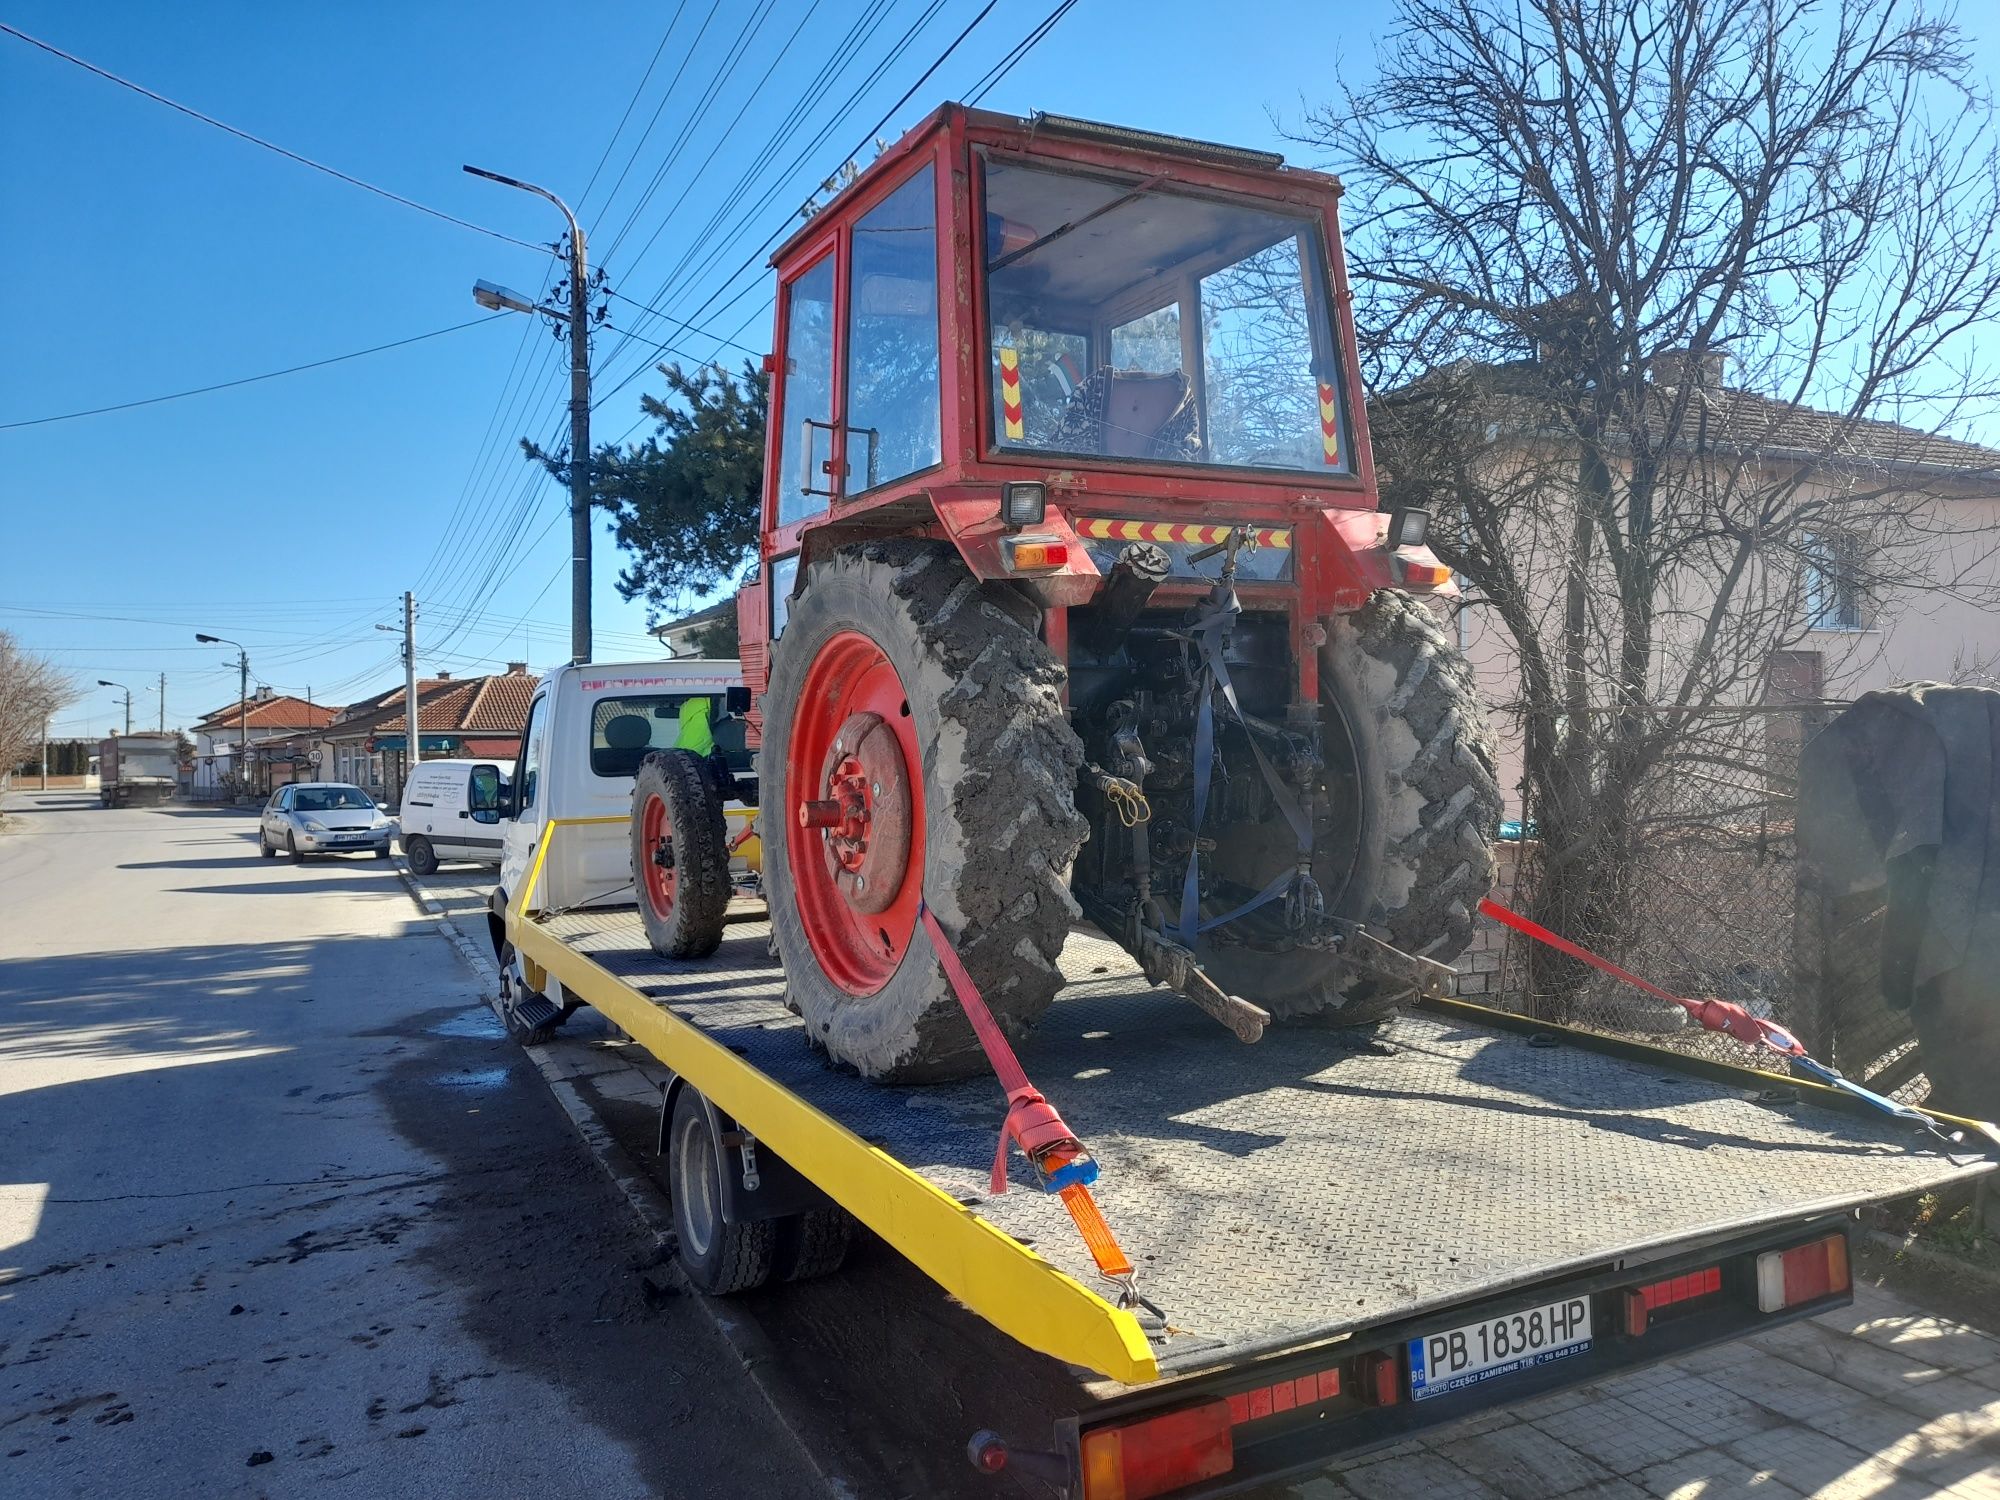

482,659,750,976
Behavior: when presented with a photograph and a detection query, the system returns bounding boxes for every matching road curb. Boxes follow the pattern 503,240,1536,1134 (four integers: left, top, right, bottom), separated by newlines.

394,864,856,1500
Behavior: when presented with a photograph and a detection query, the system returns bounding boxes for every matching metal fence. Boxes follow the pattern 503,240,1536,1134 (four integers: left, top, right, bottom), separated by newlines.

1481,706,1929,1101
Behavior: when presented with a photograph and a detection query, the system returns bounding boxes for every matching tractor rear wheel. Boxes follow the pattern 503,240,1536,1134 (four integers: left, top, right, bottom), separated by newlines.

1202,589,1502,1022
761,541,1088,1081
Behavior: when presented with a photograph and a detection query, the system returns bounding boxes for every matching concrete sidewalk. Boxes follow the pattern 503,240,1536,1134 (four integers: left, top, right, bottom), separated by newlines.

406,862,2000,1498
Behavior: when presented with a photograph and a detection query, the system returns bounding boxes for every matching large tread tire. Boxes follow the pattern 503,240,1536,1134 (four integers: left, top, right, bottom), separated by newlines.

763,540,1088,1081
771,1205,855,1283
1205,590,1502,1022
632,750,729,960
668,1089,774,1296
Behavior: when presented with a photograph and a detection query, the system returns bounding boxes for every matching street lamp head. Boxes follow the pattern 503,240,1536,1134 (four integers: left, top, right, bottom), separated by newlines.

97,679,119,688
195,633,220,644
473,279,540,316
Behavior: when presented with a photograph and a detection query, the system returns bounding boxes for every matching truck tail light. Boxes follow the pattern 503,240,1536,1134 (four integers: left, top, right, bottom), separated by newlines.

1355,1350,1401,1407
1620,1265,1721,1335
1078,1400,1233,1500
1756,1233,1850,1313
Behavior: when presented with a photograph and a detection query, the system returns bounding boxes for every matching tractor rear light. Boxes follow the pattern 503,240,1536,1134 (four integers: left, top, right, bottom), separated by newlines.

1078,1400,1233,1500
1004,534,1069,571
1621,1265,1722,1334
1396,557,1452,588
1002,480,1048,526
1756,1233,1850,1313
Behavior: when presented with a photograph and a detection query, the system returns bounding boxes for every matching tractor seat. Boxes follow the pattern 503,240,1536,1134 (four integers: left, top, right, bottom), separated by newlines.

593,714,656,777
1052,368,1200,460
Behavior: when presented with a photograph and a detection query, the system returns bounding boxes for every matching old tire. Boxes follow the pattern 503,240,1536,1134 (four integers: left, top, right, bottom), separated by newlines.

404,835,438,876
762,540,1088,1081
668,1089,774,1295
632,750,729,960
1203,590,1502,1022
771,1206,855,1283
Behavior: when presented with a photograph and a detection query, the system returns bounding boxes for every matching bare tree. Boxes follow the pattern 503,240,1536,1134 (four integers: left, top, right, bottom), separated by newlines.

1299,0,2000,1015
0,631,78,787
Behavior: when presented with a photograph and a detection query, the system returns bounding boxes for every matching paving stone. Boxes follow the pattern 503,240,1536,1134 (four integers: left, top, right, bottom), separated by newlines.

1725,1426,1883,1497
1801,1390,2000,1477
1698,1346,1877,1423
1937,1468,2000,1498
1439,1422,1614,1500
1339,1449,1500,1500
1288,1477,1357,1499
1609,1366,1788,1445
1755,1318,1958,1402
1877,1373,2000,1426
1635,1450,1805,1499
1563,1482,1649,1500
1509,1383,1603,1421
1820,1300,2000,1375
1527,1393,1707,1475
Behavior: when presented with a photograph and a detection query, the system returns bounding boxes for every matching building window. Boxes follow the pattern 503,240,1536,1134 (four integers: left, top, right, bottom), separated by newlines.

1803,530,1867,631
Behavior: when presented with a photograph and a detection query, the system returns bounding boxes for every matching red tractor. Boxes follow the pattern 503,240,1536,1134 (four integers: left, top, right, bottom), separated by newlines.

702,107,1500,1080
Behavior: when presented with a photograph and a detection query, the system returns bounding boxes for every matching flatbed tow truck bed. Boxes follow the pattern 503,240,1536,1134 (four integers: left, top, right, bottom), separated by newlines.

518,900,1992,1492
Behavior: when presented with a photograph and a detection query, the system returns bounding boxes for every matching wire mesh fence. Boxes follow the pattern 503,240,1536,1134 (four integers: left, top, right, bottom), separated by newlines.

1472,705,1930,1102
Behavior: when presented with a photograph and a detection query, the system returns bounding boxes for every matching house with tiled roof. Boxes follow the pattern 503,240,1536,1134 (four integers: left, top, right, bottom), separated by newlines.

189,689,338,796
306,665,538,802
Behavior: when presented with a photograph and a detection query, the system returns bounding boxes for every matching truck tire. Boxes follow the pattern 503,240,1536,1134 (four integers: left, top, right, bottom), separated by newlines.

1203,589,1502,1022
771,1205,854,1283
668,1088,774,1295
762,540,1088,1082
404,835,438,876
632,750,730,960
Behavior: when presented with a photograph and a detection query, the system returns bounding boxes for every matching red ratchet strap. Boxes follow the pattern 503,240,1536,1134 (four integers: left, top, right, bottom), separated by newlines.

1477,897,1805,1054
917,902,1135,1282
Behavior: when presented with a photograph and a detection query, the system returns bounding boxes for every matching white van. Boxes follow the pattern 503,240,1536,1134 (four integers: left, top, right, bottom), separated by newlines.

399,758,514,874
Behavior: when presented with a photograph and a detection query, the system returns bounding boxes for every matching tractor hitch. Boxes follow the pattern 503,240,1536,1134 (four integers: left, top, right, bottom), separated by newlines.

1135,926,1271,1042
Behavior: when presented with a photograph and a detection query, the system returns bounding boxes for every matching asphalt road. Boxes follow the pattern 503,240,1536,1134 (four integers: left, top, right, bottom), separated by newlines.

0,791,825,1499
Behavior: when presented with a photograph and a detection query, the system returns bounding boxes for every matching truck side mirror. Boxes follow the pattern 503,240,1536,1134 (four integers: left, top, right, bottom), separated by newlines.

726,685,752,716
468,764,505,823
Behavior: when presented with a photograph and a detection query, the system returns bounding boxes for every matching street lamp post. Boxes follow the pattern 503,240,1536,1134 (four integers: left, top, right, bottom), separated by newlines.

97,679,132,736
195,634,250,793
464,164,593,666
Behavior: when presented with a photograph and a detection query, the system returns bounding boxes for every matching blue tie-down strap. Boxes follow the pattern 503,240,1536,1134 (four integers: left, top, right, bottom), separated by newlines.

1788,1054,1942,1131
1032,1142,1101,1193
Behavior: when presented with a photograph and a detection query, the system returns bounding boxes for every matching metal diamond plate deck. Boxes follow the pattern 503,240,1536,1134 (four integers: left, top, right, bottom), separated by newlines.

544,911,1987,1373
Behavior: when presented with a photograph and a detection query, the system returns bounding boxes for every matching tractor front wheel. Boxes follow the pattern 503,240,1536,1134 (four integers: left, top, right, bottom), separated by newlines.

761,541,1088,1081
632,750,729,960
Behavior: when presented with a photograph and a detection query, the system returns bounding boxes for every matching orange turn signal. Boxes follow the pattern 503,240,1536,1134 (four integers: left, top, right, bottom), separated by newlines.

1004,535,1070,571
1399,559,1452,588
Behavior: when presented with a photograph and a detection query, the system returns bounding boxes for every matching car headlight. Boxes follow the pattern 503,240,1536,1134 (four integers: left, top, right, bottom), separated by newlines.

303,819,328,833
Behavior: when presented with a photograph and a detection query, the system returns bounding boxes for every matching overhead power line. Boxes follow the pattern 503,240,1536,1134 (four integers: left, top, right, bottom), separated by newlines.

0,315,506,431
0,20,549,254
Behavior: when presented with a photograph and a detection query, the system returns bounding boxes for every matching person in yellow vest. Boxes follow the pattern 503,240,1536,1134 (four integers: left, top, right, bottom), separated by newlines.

674,696,715,757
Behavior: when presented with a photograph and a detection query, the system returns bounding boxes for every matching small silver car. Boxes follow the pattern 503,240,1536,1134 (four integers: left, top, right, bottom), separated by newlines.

260,782,396,862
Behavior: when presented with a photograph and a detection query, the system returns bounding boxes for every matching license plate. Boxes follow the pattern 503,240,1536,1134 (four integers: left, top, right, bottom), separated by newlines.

1407,1295,1592,1402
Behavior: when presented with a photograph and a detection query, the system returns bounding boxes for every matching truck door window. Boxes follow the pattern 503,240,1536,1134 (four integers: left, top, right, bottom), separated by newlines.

590,694,753,777
517,696,546,812
845,164,941,492
773,256,837,526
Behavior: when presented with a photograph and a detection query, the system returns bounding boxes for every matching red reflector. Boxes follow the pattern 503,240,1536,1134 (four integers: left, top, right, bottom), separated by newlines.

1356,1351,1401,1407
1757,1234,1850,1313
1079,1401,1233,1500
1222,1369,1340,1429
1008,539,1069,570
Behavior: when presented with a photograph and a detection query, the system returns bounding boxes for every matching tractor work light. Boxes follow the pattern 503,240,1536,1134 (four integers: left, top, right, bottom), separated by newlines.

1002,480,1048,527
1387,506,1430,548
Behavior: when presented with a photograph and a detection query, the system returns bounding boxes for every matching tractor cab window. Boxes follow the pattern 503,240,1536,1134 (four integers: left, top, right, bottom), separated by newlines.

982,155,1347,473
845,166,941,491
773,257,837,527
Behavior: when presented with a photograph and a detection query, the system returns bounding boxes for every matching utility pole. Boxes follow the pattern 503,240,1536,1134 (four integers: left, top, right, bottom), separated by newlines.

403,591,421,795
195,634,250,793
465,164,594,665
39,716,48,790
158,671,166,732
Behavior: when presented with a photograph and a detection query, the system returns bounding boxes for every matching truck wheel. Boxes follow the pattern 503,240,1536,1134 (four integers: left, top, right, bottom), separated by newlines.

761,540,1088,1081
287,832,305,865
1204,590,1502,1021
405,835,438,876
632,751,729,960
667,1089,774,1295
772,1205,854,1282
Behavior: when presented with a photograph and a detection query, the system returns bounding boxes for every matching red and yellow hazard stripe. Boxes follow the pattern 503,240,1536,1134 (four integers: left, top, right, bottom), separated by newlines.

999,345,1025,440
1076,518,1292,550
1318,382,1341,465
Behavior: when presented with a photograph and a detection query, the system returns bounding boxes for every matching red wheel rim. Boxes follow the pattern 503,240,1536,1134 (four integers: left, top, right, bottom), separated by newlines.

786,630,926,995
640,791,676,920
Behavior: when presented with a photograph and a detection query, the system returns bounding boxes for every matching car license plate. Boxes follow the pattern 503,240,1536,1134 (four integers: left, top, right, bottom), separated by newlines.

1407,1295,1592,1402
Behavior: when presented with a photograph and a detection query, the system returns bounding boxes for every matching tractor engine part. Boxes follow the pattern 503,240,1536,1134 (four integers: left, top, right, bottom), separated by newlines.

1080,541,1170,657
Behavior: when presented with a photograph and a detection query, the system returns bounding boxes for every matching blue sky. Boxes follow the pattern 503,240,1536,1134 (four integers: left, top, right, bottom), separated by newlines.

2,0,1386,738
5,2,1996,740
